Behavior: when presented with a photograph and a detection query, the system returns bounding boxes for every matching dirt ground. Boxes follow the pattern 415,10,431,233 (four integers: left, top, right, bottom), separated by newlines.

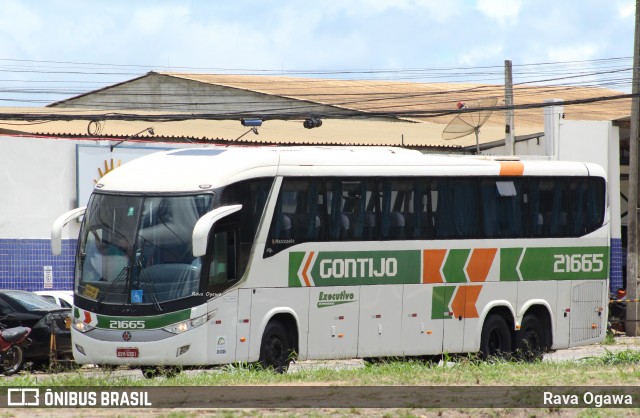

4,406,640,418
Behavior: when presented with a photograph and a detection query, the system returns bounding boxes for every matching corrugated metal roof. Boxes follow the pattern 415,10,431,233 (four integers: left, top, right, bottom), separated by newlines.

155,72,630,127
5,71,630,149
0,109,487,148
48,72,630,128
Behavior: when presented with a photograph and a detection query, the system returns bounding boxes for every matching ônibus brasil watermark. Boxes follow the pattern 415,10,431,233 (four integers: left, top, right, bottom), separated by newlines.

2,386,639,409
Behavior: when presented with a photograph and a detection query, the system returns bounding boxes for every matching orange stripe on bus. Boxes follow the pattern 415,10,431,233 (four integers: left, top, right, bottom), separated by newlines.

301,251,314,287
499,161,524,176
423,249,447,283
466,248,497,282
451,285,482,319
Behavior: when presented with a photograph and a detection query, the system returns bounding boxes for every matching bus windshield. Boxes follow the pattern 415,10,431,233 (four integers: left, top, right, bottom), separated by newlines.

75,193,214,306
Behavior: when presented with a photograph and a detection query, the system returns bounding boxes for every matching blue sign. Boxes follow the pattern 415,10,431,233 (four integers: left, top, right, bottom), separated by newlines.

131,289,143,303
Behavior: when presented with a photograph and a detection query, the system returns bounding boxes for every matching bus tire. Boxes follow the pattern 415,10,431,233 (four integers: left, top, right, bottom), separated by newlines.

479,314,512,360
515,315,546,362
259,321,292,373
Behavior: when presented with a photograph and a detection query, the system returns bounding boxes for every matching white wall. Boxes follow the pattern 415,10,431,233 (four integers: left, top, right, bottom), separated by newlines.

0,136,78,239
0,135,188,239
0,134,198,290
558,120,621,239
481,136,546,156
558,121,616,170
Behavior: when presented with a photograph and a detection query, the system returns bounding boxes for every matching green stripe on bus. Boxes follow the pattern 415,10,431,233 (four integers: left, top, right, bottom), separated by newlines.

290,246,609,287
519,247,609,281
442,249,470,283
94,309,192,330
288,250,422,286
309,250,421,286
500,246,609,281
289,252,306,287
500,248,523,281
432,286,455,320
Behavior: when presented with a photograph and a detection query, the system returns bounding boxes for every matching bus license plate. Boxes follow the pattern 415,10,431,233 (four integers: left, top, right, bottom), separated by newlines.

116,348,139,358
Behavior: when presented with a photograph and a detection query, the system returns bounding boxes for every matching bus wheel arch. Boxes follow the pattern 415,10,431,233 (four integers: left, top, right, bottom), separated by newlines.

258,312,299,373
515,305,552,361
479,306,515,360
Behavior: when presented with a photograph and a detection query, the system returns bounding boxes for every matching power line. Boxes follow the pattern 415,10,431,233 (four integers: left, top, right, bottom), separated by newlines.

0,91,633,123
0,56,634,118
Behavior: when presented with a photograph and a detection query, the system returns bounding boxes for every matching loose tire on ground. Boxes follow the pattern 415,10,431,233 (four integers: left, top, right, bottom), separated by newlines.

479,314,512,360
259,321,292,373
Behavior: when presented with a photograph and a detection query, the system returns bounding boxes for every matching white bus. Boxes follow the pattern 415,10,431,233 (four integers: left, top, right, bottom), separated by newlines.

52,146,609,372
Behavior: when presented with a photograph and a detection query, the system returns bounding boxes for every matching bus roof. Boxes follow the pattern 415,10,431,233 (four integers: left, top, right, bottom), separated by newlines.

95,146,605,193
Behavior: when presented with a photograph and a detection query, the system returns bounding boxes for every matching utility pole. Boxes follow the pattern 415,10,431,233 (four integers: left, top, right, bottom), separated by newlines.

626,0,640,336
504,60,515,155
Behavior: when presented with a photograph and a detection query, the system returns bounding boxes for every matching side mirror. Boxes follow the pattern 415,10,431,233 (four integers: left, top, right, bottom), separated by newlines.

51,207,86,255
192,205,242,257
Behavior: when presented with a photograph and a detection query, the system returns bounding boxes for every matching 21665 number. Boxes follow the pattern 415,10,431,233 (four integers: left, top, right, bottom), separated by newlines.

553,254,604,273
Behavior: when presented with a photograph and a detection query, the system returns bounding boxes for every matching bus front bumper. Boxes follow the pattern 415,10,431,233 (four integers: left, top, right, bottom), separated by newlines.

71,325,212,366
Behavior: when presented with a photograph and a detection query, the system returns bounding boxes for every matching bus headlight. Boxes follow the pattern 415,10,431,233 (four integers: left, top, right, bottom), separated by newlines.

72,318,95,333
163,313,211,334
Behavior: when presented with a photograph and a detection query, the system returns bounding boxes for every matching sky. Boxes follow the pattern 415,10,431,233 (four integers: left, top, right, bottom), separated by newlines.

0,0,636,106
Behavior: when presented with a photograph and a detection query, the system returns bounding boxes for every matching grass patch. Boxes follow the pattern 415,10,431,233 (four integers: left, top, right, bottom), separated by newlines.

585,348,640,365
602,330,616,345
4,348,640,388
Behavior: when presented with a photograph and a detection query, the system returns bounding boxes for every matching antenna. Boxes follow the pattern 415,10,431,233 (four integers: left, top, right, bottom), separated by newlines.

442,97,497,154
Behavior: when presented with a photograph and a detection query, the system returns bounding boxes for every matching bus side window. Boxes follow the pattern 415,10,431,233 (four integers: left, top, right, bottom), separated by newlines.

531,179,570,237
432,178,481,239
480,179,526,238
220,178,273,277
571,177,605,236
380,179,405,240
585,177,605,233
264,178,325,257
379,178,428,240
291,179,324,242
570,180,588,236
326,178,374,241
326,180,348,241
207,226,238,294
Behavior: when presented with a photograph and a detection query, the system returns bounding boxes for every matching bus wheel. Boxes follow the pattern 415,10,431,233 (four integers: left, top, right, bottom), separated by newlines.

515,315,546,362
259,321,291,373
480,314,512,360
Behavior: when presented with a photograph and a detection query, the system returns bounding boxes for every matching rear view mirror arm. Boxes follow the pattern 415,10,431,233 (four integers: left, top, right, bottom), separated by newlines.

192,205,242,257
51,207,86,255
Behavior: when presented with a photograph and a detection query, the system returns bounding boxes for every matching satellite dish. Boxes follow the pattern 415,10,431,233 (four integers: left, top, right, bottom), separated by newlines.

442,97,498,154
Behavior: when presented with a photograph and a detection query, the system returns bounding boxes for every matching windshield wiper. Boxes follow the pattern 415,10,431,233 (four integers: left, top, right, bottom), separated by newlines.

92,265,129,312
132,237,163,313
134,257,163,313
